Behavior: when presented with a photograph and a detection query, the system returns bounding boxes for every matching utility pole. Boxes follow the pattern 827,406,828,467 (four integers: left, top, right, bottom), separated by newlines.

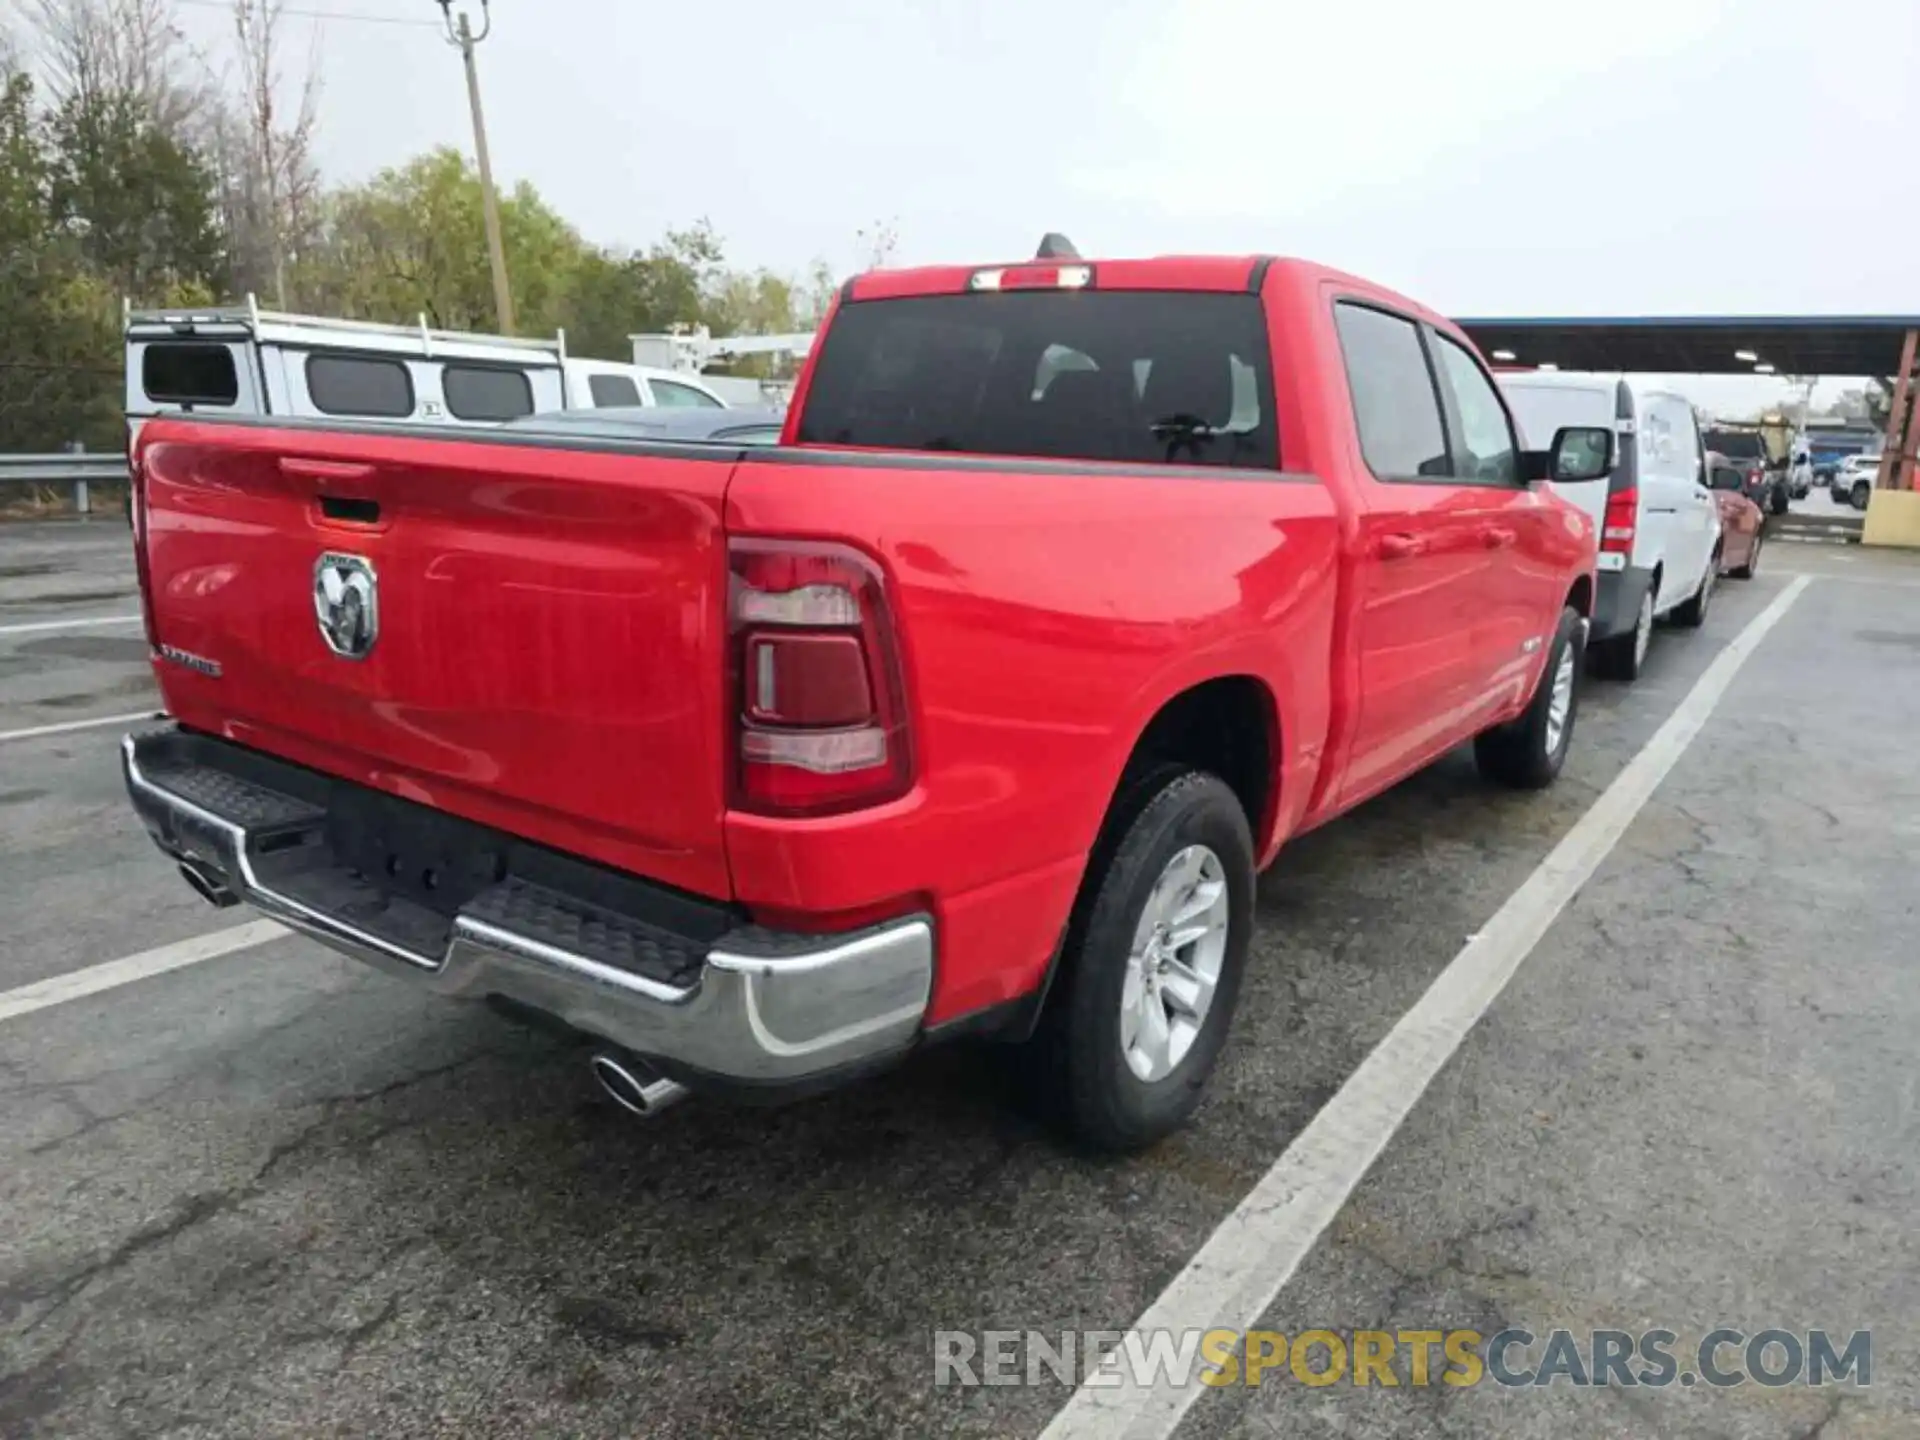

436,0,514,334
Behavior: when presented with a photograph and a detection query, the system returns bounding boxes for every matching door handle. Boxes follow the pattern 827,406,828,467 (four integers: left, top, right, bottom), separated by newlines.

1376,532,1423,560
1481,527,1516,550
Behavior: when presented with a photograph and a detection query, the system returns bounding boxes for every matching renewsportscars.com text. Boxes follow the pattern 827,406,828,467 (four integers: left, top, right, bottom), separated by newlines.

933,1327,1872,1390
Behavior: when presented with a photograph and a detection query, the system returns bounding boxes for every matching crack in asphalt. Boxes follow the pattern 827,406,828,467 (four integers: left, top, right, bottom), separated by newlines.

1792,1392,1848,1439
7,987,354,1158
0,1049,492,1352
282,1291,404,1374
0,1189,235,1333
249,1050,493,1188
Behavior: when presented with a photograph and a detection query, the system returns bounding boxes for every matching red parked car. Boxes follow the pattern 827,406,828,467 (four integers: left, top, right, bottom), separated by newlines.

1706,452,1765,578
123,245,1603,1151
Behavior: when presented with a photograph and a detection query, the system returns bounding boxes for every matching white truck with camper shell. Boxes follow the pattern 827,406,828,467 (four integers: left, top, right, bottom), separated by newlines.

124,299,730,443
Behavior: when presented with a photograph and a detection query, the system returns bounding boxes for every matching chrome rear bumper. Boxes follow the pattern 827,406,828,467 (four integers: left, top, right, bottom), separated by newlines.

123,727,933,1087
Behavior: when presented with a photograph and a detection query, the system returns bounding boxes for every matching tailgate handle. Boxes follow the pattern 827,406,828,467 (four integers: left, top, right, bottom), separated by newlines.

319,495,381,524
280,457,377,485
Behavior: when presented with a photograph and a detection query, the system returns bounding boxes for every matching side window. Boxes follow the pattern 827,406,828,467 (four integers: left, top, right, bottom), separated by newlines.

1433,336,1518,484
442,364,534,421
306,355,413,418
1333,302,1450,480
588,373,642,408
142,344,240,407
1642,404,1677,479
650,379,723,409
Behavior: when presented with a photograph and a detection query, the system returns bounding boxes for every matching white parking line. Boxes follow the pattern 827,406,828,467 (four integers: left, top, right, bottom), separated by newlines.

0,920,288,1026
0,613,142,637
1040,574,1815,1440
0,710,160,745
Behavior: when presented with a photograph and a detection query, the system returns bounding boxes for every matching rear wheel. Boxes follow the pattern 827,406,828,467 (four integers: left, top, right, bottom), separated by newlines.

1730,530,1761,580
1026,769,1254,1153
1475,605,1584,790
1769,485,1789,517
1591,585,1654,682
1851,481,1872,512
1672,554,1715,628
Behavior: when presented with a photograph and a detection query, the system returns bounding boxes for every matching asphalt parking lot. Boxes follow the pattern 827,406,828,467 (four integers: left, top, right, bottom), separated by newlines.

2,517,1917,1439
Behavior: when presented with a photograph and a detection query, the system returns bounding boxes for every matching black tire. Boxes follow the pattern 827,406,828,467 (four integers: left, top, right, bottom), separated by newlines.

1026,769,1255,1153
1590,582,1654,682
1730,530,1760,580
1475,605,1584,790
1851,482,1871,512
1671,554,1715,628
1768,485,1789,517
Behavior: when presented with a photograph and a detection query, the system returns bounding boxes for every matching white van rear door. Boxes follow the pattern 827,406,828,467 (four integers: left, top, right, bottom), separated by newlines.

1643,393,1716,598
1499,378,1614,534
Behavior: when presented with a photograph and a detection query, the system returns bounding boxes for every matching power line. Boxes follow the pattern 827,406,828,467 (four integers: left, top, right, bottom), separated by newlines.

172,0,442,27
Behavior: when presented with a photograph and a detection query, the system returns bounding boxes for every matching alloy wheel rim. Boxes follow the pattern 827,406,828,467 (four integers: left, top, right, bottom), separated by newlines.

1119,844,1230,1083
1545,644,1576,755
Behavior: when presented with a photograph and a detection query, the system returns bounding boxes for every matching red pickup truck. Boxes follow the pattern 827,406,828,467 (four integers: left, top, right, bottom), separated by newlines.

123,249,1604,1151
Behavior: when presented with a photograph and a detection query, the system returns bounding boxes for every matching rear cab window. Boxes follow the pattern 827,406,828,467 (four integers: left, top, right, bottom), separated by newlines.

1703,430,1766,463
796,291,1277,469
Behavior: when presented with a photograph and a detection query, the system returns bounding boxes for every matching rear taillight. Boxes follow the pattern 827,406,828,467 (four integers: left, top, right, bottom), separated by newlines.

127,422,157,646
1600,486,1638,554
728,537,912,816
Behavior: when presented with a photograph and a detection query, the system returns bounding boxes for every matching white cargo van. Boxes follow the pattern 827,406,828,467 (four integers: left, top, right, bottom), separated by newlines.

1500,373,1722,681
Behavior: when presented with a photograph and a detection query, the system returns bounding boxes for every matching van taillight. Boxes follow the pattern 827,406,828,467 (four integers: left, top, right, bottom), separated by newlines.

1601,487,1638,554
727,538,912,816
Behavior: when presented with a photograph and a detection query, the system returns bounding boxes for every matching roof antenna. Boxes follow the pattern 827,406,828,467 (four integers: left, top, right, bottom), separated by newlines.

1035,232,1079,260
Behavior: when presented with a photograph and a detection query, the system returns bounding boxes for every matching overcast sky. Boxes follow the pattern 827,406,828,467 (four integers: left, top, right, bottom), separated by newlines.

168,0,1919,413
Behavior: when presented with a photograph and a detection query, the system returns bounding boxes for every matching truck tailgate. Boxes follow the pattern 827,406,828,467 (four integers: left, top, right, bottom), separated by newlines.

138,420,738,899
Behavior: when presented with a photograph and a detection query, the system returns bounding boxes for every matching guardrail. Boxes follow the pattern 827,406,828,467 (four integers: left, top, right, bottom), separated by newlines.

0,454,129,516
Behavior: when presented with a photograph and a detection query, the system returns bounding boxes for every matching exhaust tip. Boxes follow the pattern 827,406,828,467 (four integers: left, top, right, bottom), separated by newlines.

178,860,238,909
590,1051,689,1118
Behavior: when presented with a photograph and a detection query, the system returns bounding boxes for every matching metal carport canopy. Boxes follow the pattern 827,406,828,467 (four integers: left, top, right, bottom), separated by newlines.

1450,315,1920,378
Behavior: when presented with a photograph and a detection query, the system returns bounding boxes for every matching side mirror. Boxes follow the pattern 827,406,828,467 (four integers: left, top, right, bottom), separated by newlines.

1545,425,1614,483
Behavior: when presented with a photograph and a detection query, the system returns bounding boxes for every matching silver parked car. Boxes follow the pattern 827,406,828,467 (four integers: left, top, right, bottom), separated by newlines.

505,405,786,446
1832,454,1881,511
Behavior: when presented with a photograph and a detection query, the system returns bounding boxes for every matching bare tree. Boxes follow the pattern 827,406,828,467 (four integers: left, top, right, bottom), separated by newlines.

23,0,199,133
855,217,899,271
220,0,320,305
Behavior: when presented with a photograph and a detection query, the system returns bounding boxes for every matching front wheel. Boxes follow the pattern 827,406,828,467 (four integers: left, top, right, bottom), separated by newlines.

1475,605,1585,790
1851,482,1872,512
1027,770,1255,1153
1730,530,1761,580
